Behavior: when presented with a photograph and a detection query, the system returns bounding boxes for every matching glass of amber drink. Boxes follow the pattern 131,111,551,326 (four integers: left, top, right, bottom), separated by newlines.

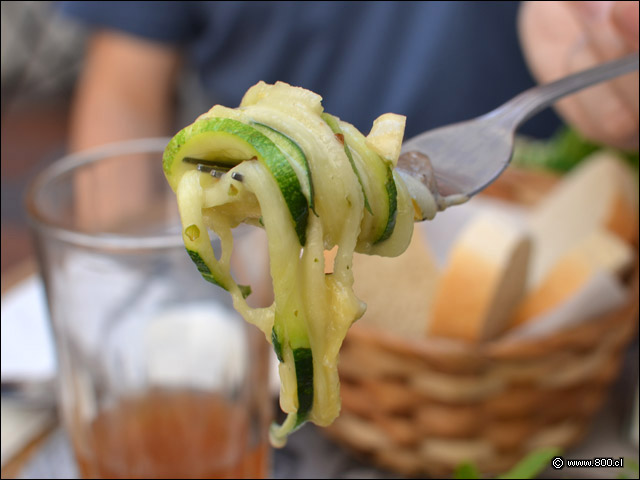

26,139,272,478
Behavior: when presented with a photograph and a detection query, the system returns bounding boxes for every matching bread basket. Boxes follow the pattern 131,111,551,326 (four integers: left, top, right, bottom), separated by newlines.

326,167,639,478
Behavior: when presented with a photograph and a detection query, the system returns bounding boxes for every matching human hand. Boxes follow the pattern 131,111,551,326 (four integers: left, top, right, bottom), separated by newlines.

519,1,639,150
70,30,181,152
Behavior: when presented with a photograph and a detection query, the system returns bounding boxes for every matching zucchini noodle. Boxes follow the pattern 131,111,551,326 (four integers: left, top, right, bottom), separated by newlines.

162,82,436,446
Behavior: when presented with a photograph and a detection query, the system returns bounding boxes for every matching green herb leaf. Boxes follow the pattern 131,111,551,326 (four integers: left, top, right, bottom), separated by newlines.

453,461,481,479
512,127,639,174
623,457,639,475
239,284,252,299
184,224,200,241
496,447,561,479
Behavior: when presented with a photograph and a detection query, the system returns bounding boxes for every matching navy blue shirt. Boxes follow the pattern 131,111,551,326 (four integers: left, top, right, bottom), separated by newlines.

60,1,562,139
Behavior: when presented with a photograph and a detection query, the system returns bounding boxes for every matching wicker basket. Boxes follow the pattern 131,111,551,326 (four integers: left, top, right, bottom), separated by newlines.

326,168,639,478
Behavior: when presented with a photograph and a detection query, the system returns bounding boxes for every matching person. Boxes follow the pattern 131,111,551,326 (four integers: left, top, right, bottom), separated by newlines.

520,1,638,150
59,1,638,153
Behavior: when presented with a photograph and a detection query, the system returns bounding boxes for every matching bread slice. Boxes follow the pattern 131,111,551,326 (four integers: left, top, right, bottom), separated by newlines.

348,227,439,338
511,229,633,328
428,213,531,343
527,152,638,288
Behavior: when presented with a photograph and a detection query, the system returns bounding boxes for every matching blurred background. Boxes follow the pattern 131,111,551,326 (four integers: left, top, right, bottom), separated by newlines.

1,1,210,276
1,0,568,279
1,1,85,275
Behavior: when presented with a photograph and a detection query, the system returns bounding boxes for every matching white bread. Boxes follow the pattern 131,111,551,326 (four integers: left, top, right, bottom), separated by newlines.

428,213,531,343
348,227,440,338
511,228,634,328
527,152,638,288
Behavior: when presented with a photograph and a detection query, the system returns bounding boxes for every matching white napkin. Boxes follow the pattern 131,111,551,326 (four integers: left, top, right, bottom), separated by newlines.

1,275,56,381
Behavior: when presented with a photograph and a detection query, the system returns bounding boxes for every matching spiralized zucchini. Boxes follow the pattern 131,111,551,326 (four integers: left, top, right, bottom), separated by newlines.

163,82,436,446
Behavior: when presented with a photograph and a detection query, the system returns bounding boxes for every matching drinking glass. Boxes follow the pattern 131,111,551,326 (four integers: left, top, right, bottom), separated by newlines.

26,138,272,478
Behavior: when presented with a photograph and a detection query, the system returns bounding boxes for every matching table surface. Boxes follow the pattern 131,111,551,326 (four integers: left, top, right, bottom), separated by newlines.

12,404,640,479
2,260,638,479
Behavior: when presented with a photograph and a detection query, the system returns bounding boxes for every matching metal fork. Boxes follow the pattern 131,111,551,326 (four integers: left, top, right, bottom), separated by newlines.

399,53,639,209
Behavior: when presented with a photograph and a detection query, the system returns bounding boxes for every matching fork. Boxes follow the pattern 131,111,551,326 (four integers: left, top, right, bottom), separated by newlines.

398,52,639,211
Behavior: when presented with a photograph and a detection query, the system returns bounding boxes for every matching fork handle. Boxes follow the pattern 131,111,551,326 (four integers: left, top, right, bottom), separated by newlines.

486,52,639,128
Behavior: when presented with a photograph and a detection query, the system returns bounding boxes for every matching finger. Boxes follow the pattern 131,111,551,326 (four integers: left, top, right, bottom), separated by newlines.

518,1,583,83
568,1,627,57
612,1,640,49
519,2,603,141
519,1,639,148
566,1,639,119
562,39,638,149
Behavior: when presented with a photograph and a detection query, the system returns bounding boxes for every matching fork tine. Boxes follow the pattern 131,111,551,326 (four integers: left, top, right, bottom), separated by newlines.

195,163,224,178
185,157,241,181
